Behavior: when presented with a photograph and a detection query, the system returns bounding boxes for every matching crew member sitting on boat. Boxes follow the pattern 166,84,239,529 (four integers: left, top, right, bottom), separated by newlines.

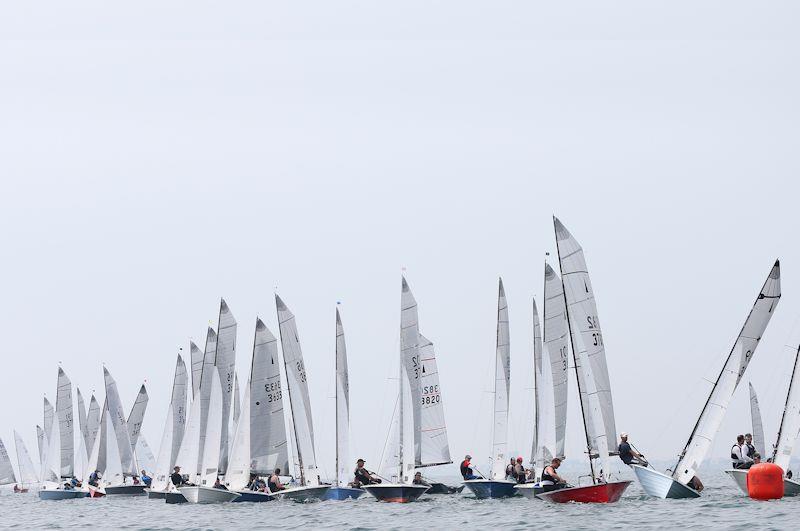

505,457,515,480
540,457,567,492
353,458,382,486
171,466,185,487
213,477,228,490
413,472,430,487
752,453,762,465
89,470,101,487
513,457,527,483
268,468,286,492
141,470,152,487
744,433,756,461
618,433,647,466
460,455,478,480
13,484,23,493
731,434,754,469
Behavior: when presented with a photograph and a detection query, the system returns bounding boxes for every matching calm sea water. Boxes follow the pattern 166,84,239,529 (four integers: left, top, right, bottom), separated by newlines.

2,470,797,530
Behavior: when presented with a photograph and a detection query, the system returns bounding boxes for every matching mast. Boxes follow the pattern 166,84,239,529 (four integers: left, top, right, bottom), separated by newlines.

772,344,800,464
553,222,596,483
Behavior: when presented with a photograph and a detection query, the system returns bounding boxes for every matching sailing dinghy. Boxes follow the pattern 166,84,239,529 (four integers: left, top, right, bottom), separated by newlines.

633,260,781,498
725,383,767,494
101,369,145,495
275,295,330,501
13,431,39,493
0,438,18,491
464,279,517,499
535,218,631,504
324,308,365,500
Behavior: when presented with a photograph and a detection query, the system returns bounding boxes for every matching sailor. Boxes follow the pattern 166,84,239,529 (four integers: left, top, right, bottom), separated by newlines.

213,477,228,490
412,472,431,487
618,433,647,466
540,457,567,492
505,457,515,480
89,470,101,487
731,435,753,469
354,459,381,486
170,466,185,487
753,453,762,465
141,470,152,487
268,468,286,492
13,484,22,493
459,455,478,480
69,477,82,489
744,433,756,460
513,457,527,483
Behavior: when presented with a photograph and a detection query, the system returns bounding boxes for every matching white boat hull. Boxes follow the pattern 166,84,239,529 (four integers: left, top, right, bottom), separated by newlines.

784,477,800,496
632,465,701,499
275,485,331,502
513,483,544,499
179,486,241,504
724,469,749,495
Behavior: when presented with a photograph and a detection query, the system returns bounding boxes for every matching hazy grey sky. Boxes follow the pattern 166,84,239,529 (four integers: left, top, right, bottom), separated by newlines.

2,2,800,477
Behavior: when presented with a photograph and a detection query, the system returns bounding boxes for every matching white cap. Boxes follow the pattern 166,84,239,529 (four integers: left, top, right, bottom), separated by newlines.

620,432,628,438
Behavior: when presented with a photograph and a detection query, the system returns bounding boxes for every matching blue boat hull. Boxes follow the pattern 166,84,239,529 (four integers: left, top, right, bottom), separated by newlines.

463,480,518,499
164,492,187,504
323,487,365,500
232,490,276,502
38,490,88,500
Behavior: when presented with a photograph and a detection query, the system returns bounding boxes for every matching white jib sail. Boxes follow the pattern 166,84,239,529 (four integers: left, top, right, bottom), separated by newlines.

400,277,424,468
673,260,781,485
225,382,251,491
532,296,553,471
14,430,39,489
214,299,237,475
277,295,320,486
175,392,203,485
103,367,138,477
151,407,174,491
77,388,89,454
200,371,224,487
56,368,75,479
773,345,800,472
0,438,17,485
554,217,617,451
36,425,45,479
491,278,510,480
86,395,101,455
190,340,204,400
544,263,569,461
103,407,125,486
127,385,149,449
748,383,765,458
136,437,156,475
417,333,451,467
250,319,289,475
335,308,351,486
42,412,60,484
197,327,217,477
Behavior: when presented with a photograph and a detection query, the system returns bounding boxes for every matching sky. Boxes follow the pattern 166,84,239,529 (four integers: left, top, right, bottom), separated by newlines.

2,1,800,480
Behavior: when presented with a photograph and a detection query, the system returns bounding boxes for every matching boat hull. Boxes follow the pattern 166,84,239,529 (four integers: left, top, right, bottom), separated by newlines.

724,469,749,495
276,485,331,502
179,486,241,504
38,489,88,500
232,490,276,502
536,481,631,503
145,489,168,500
323,487,365,500
363,483,429,503
632,465,701,499
513,483,545,499
784,478,800,496
463,479,518,499
87,486,106,498
427,482,464,494
104,485,147,496
164,492,187,504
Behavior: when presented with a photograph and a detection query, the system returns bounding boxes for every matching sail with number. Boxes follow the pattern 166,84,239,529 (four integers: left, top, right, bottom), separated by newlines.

127,385,149,449
56,368,75,478
532,296,550,470
544,263,569,461
748,383,765,458
673,260,781,485
14,431,39,489
491,279,511,480
103,367,138,477
190,340,203,399
772,345,800,472
214,299,237,475
400,277,424,472
86,395,101,455
170,355,189,468
417,333,451,467
277,295,321,486
554,217,617,453
335,308,351,486
0,439,16,485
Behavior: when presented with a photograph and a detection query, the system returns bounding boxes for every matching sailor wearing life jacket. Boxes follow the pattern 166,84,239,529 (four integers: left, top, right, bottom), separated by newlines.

731,434,754,469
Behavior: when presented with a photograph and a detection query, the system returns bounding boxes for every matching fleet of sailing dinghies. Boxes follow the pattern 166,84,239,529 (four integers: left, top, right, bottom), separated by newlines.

633,260,782,499
16,220,800,506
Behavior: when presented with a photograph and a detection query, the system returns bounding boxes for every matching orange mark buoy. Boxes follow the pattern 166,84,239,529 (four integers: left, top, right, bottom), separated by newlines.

747,463,784,500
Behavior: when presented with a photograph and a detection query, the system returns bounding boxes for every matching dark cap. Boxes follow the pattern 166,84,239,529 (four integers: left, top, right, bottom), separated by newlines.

356,458,365,463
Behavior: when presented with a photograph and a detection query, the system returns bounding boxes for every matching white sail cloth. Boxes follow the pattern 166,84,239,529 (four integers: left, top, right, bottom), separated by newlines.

0,438,17,485
225,383,251,491
77,389,89,455
748,383,765,457
170,355,189,470
199,371,224,487
56,368,75,478
773,345,800,472
14,431,39,489
417,333,451,467
86,395,101,456
532,297,553,471
544,263,569,461
127,385,149,449
175,391,203,485
491,279,511,480
190,340,203,399
103,367,138,477
197,327,217,477
399,277,425,470
335,309,351,486
673,261,781,485
214,299,237,475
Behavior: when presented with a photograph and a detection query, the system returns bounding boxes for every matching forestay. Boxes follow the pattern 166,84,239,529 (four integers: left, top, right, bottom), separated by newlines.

0,438,17,485
214,299,237,475
748,383,765,458
277,295,321,486
249,319,289,475
56,368,75,479
103,368,138,477
554,217,617,452
673,260,781,485
544,263,569,461
772,344,800,472
335,308,351,486
14,430,39,489
491,279,511,480
417,333,451,467
127,385,149,449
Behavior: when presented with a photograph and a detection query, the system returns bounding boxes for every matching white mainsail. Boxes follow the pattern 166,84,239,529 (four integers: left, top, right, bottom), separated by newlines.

400,277,424,471
532,296,552,471
36,425,45,478
214,299,237,475
56,368,75,479
13,431,38,489
225,383,251,491
276,295,321,486
190,340,203,399
250,318,289,475
77,388,89,454
200,371,224,487
103,367,138,477
151,407,175,491
0,438,17,485
127,384,149,449
416,333,451,467
544,263,569,461
43,397,54,445
491,278,511,480
772,345,800,472
554,217,617,452
86,395,101,455
335,308,351,486
170,355,189,469
233,372,241,425
748,383,765,458
673,260,781,485
197,327,217,477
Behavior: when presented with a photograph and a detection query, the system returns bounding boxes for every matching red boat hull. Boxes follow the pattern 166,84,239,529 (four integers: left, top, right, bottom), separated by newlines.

537,481,631,504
